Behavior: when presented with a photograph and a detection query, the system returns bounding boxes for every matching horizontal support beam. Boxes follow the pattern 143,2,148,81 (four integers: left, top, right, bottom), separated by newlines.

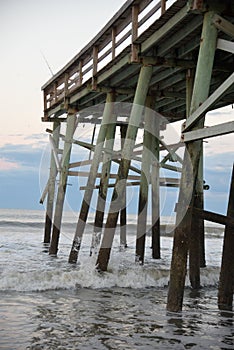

68,171,140,181
79,177,180,190
160,163,182,173
87,85,135,95
182,121,234,142
139,56,195,69
185,72,234,131
69,160,93,168
217,38,234,54
213,14,234,38
193,207,234,229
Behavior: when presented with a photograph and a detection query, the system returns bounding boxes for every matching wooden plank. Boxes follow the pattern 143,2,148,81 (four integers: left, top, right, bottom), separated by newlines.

184,72,234,131
183,121,234,142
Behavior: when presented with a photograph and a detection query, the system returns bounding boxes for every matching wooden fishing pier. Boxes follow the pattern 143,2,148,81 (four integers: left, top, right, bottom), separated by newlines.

41,0,234,312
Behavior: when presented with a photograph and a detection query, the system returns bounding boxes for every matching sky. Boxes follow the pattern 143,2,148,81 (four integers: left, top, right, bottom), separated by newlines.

0,0,233,218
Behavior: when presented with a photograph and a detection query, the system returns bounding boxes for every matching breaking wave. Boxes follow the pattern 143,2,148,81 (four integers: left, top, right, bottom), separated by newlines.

0,255,220,293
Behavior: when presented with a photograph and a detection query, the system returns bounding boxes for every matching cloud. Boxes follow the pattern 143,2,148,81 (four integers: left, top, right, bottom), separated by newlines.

0,158,20,171
0,133,48,148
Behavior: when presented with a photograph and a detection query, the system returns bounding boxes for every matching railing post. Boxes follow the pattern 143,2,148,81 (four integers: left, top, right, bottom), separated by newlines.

112,27,116,60
92,46,98,89
161,0,166,15
131,4,139,62
64,73,69,97
54,82,57,103
78,60,83,87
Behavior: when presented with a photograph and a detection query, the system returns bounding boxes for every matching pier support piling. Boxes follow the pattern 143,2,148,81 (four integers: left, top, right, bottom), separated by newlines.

43,120,61,244
167,11,218,312
49,111,77,255
151,113,161,259
120,124,128,249
96,64,153,271
218,165,234,311
69,92,115,264
135,97,155,264
90,109,117,256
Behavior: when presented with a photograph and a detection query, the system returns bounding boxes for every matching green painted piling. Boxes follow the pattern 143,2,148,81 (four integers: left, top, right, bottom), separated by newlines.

167,11,218,312
96,64,153,271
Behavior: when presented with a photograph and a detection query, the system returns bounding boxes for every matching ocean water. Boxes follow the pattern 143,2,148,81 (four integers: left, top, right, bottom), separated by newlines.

0,209,233,350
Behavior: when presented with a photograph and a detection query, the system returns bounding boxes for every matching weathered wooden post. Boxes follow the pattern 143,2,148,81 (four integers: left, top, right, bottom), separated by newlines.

186,68,205,288
218,165,234,311
90,113,117,256
49,110,77,255
96,64,153,271
69,92,115,263
167,11,218,312
120,124,128,249
198,150,206,269
43,120,61,244
151,114,161,259
135,97,155,264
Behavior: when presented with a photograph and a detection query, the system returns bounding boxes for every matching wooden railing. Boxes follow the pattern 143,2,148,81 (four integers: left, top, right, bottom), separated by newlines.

42,0,176,113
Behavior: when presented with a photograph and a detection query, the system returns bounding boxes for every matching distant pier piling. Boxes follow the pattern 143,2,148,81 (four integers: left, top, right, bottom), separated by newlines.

43,120,61,244
41,0,234,312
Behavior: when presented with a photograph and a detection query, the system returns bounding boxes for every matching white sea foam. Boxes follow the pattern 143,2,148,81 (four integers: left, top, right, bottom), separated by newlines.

0,252,221,292
0,209,224,293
